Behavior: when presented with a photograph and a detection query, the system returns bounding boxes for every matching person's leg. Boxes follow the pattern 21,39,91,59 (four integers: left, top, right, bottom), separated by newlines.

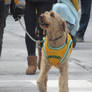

0,3,9,56
76,0,91,41
36,2,54,41
0,1,4,56
24,3,37,56
36,2,54,69
24,2,38,74
0,26,4,56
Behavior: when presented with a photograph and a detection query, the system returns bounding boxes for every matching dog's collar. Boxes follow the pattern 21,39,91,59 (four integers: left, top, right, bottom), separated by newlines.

47,38,67,50
43,36,67,50
48,34,64,41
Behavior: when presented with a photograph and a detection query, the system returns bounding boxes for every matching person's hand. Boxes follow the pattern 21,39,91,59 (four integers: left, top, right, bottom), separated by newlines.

12,7,24,21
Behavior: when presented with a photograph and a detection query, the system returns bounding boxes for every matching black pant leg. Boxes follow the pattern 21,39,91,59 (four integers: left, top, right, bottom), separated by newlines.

24,3,37,56
24,2,54,56
36,2,54,46
78,0,91,37
0,3,9,56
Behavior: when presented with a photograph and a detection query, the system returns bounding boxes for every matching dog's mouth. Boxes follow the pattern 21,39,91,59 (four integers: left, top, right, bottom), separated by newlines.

38,15,49,28
39,22,49,28
39,20,49,28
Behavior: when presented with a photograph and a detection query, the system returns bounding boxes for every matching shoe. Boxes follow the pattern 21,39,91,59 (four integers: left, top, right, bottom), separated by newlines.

76,35,84,42
26,56,37,75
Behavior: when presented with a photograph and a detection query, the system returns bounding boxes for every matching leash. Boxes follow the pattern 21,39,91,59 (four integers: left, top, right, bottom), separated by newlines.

18,18,43,48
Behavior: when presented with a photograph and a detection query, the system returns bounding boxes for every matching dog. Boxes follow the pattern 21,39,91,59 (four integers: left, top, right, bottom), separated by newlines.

37,11,73,92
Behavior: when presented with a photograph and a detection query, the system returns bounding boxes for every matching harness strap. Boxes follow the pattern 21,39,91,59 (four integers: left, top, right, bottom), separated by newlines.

60,39,72,63
43,35,73,66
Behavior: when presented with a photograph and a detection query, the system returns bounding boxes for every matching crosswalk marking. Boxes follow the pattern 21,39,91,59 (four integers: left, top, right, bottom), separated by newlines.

31,80,92,92
0,80,92,92
31,80,92,88
0,80,92,88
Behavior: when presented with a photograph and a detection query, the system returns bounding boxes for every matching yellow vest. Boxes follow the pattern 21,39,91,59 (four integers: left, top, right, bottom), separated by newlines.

71,0,79,11
43,34,73,67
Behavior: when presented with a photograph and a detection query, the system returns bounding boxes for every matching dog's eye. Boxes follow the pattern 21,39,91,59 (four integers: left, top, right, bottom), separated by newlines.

50,12,55,17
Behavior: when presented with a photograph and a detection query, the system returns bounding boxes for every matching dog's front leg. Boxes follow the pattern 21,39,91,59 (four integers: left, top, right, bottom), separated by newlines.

58,63,69,92
37,74,48,92
37,56,51,92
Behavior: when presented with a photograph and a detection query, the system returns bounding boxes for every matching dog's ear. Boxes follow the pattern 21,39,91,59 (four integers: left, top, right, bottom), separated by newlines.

62,20,66,31
50,11,55,17
59,18,66,32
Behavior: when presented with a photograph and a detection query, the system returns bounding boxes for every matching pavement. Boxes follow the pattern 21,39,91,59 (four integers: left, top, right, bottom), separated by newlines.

0,8,92,92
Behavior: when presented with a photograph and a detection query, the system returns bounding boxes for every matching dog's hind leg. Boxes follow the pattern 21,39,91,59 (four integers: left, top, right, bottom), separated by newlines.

37,56,51,92
58,62,69,92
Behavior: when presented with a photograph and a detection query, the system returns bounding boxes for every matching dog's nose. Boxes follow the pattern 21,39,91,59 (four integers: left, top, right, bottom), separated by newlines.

40,15,44,20
39,15,44,22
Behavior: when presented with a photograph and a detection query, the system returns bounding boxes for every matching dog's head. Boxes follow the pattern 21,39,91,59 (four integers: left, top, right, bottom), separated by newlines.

38,11,66,35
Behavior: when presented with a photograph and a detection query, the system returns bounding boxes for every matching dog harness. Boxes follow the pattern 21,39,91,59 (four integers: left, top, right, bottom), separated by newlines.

43,34,73,67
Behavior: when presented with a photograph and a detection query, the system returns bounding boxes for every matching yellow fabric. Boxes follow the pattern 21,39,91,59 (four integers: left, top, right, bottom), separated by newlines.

4,0,19,5
35,8,38,15
71,0,79,11
4,0,8,2
14,0,26,6
43,34,73,67
14,0,19,4
4,0,11,5
4,0,25,6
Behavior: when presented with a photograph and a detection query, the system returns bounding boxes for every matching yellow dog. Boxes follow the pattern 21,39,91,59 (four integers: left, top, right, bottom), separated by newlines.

37,11,73,92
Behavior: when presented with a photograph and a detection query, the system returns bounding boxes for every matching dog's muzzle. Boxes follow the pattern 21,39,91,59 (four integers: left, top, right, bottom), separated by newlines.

35,25,47,39
39,15,49,27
